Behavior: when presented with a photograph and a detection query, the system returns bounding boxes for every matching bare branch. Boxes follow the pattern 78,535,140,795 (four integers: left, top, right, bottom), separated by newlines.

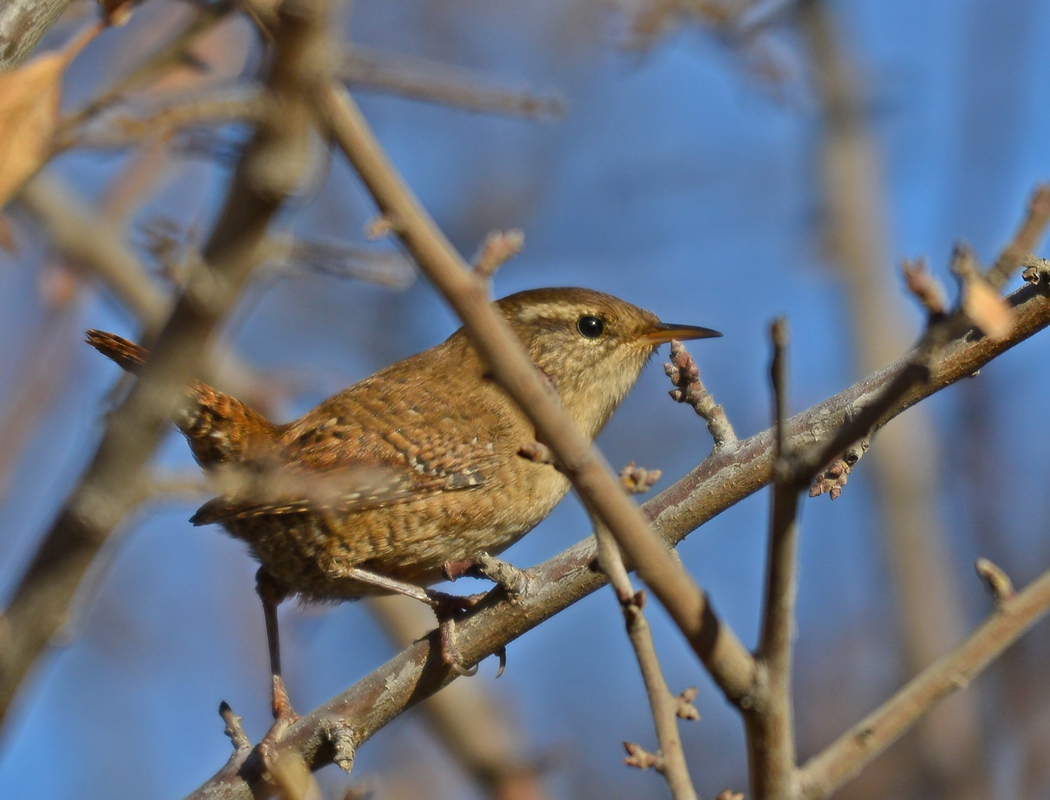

184,271,1050,800
665,339,737,447
58,0,238,132
18,173,170,328
986,182,1050,290
0,0,75,72
369,595,551,800
798,563,1050,800
0,0,332,726
59,90,266,152
794,183,1050,487
594,515,698,800
343,45,565,119
313,81,758,703
748,318,799,800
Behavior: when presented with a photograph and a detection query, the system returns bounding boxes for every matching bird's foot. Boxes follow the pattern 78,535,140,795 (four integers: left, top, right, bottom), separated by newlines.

258,675,301,765
421,589,494,677
442,553,532,599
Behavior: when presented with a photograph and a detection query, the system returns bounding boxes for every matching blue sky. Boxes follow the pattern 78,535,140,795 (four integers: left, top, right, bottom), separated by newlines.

2,1,1050,798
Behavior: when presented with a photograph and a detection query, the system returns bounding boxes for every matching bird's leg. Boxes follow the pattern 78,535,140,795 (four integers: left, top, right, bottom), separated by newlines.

255,568,298,748
334,565,436,605
326,563,482,674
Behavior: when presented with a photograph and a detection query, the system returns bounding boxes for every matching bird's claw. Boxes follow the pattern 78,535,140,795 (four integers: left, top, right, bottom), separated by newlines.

258,675,300,765
441,554,532,599
439,614,479,676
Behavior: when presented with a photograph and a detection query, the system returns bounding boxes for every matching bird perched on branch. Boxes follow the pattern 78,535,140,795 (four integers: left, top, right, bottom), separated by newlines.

87,286,720,730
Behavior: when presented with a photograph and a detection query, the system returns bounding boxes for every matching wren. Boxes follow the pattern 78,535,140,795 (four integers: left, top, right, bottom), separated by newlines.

87,287,720,723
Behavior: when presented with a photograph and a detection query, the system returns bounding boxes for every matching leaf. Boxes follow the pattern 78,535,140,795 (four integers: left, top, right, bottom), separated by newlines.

0,21,103,209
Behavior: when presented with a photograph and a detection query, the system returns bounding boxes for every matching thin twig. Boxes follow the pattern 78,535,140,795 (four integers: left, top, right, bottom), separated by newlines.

795,182,1050,485
986,184,1050,290
343,45,565,120
665,340,737,447
17,174,279,410
594,516,698,800
748,318,799,800
58,91,266,152
58,0,237,132
18,174,170,328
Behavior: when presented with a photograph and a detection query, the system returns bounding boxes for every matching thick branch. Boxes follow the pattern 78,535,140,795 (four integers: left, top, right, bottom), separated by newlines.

185,245,1050,800
0,0,329,726
313,83,758,702
0,0,74,71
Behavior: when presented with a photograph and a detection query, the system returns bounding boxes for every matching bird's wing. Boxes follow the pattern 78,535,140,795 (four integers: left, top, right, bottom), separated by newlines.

189,459,479,525
191,359,513,527
189,425,496,526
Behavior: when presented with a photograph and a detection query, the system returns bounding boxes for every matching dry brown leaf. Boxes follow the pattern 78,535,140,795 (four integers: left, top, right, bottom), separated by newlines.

963,275,1015,341
0,21,104,209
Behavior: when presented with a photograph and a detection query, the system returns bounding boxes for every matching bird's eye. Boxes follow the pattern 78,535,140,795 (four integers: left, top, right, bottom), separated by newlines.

577,315,605,338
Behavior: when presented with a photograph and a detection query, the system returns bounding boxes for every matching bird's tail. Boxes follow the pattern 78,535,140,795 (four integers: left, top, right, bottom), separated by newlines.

84,329,281,470
85,329,148,373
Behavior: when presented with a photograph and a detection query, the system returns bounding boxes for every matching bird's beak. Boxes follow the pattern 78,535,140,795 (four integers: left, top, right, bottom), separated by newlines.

643,322,722,345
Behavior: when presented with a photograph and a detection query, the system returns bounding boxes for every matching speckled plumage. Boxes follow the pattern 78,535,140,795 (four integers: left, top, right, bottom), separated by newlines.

87,288,719,603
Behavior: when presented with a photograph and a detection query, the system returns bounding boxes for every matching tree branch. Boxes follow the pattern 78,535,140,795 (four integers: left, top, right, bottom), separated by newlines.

798,562,1050,799
184,254,1050,800
0,0,75,72
313,81,759,702
594,514,698,800
747,319,800,800
0,0,330,727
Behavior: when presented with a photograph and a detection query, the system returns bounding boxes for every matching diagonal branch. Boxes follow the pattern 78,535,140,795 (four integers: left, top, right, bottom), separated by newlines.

0,0,76,72
343,44,565,119
798,562,1050,800
0,0,331,727
184,217,1050,800
312,81,758,702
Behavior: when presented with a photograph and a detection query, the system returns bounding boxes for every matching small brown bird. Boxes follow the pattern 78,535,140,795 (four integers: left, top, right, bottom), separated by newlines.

87,287,719,724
